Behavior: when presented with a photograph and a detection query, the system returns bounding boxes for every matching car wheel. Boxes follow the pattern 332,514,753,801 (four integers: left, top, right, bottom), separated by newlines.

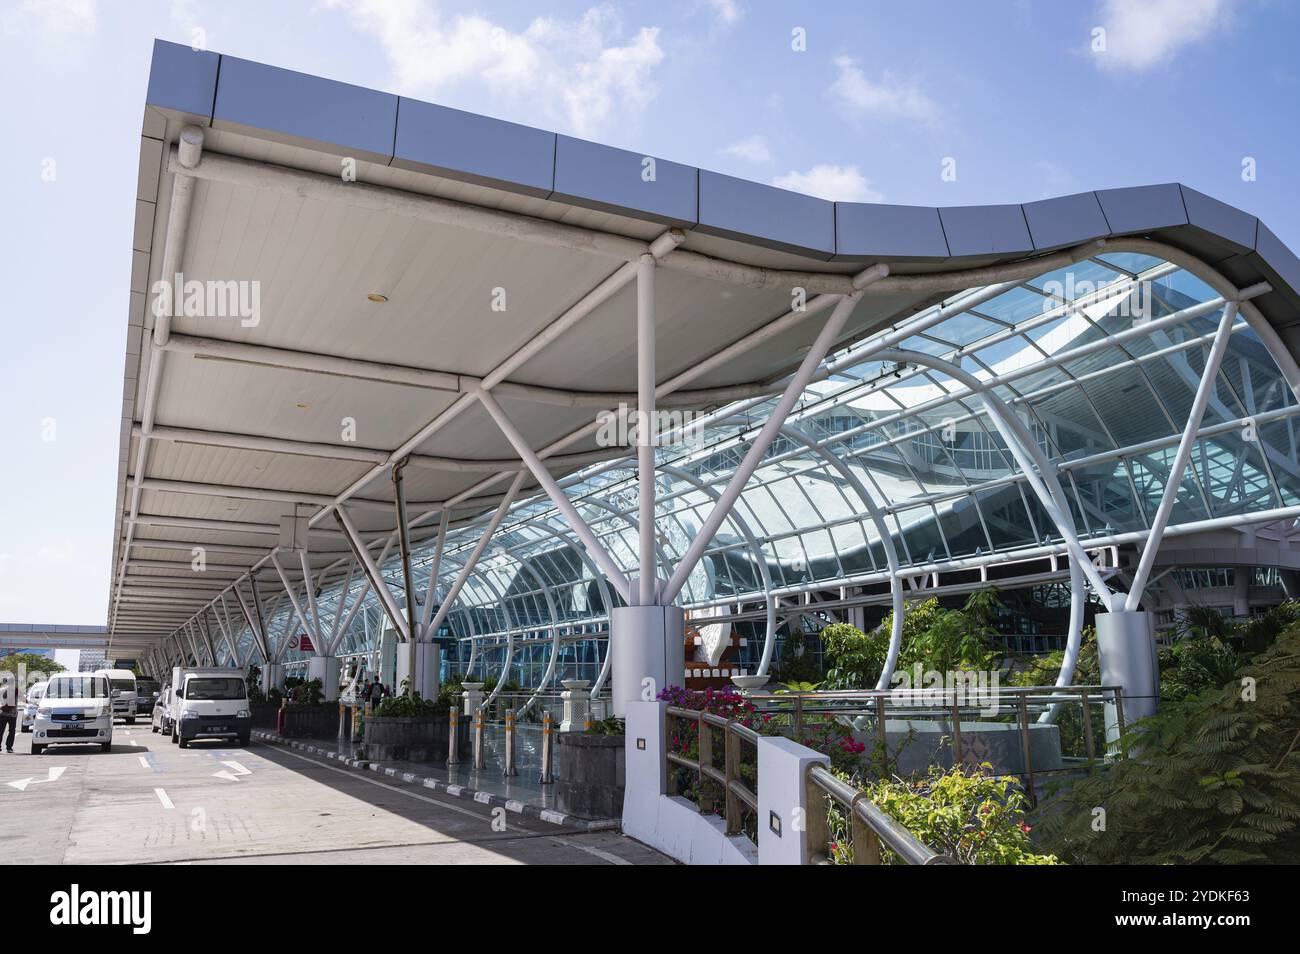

20,726,30,734
178,737,188,749
101,742,111,752
31,744,44,756
239,734,251,747
151,724,158,734
171,726,178,744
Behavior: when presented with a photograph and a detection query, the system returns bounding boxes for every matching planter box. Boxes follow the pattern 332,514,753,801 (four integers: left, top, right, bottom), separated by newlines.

281,706,339,739
250,703,280,729
555,732,625,819
365,714,468,763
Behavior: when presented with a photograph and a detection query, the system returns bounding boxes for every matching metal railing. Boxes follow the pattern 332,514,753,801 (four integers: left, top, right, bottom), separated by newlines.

664,706,759,836
805,764,955,865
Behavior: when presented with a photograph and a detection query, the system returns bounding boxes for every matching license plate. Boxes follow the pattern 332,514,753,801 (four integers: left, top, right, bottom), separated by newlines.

207,726,227,733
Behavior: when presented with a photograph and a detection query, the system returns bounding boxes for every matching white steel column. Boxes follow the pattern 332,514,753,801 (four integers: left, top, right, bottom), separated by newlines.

477,390,634,603
637,253,657,605
270,551,320,652
662,290,867,604
1126,301,1241,610
419,509,450,637
334,507,410,642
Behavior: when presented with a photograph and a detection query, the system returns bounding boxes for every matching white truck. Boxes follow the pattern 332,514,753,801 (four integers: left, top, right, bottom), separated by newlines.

94,668,138,724
169,667,252,748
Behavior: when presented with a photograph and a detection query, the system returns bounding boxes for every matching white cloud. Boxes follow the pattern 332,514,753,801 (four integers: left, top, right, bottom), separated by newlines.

329,0,664,138
1093,0,1236,71
722,135,771,163
0,0,96,39
772,164,882,203
706,0,742,26
828,56,939,123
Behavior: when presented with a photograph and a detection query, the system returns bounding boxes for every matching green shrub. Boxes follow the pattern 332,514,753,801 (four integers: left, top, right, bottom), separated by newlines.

374,692,445,717
588,715,625,736
833,765,1059,865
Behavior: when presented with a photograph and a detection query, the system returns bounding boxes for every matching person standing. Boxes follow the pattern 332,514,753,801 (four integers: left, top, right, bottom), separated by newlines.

0,688,17,753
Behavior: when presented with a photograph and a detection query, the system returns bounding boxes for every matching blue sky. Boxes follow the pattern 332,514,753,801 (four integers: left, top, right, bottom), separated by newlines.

1,0,1297,634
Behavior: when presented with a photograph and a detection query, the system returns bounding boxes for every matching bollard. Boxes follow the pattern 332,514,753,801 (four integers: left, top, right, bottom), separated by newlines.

447,708,460,765
539,710,554,784
472,709,485,770
504,710,518,777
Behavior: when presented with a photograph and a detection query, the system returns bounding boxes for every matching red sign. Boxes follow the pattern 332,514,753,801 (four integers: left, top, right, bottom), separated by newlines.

289,633,315,652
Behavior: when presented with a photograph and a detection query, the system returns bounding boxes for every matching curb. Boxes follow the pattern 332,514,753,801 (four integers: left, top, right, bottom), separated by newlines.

251,730,620,832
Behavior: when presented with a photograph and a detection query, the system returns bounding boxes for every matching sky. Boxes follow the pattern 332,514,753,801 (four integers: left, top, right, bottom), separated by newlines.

0,0,1298,628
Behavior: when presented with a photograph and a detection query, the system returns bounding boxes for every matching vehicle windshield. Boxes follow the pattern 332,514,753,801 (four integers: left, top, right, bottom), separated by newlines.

186,678,246,700
110,679,135,693
47,676,109,700
137,680,160,694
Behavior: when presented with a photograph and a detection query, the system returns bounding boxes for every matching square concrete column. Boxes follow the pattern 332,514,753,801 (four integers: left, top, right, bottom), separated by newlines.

610,605,685,716
757,735,829,865
307,656,340,701
1095,609,1158,746
396,641,440,701
621,700,667,846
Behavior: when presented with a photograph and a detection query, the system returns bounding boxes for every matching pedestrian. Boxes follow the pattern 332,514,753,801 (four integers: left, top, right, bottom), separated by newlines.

0,689,16,753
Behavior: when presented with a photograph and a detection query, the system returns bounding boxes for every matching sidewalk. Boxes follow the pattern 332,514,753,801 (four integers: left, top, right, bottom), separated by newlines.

251,724,620,832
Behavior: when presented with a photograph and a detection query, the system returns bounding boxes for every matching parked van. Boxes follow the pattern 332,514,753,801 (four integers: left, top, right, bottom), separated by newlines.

151,685,173,736
21,681,48,732
31,673,113,754
169,667,251,748
94,668,138,724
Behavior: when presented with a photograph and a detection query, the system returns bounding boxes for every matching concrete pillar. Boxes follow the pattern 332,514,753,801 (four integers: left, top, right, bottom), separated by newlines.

1233,567,1251,618
307,656,340,701
757,735,829,865
621,700,668,849
560,679,591,732
461,681,485,715
1095,610,1158,744
610,604,685,717
261,663,284,698
396,641,440,701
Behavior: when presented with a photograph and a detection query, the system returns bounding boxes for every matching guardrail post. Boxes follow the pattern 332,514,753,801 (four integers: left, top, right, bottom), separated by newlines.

724,724,739,835
1016,693,1035,805
759,736,829,865
472,708,485,770
1079,688,1095,761
850,794,882,865
539,710,554,784
696,711,713,814
447,708,460,765
949,695,963,770
504,709,518,776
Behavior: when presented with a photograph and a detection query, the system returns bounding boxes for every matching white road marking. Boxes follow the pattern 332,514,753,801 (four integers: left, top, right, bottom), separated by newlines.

7,767,67,791
154,788,174,809
138,756,150,768
550,837,631,866
213,759,252,782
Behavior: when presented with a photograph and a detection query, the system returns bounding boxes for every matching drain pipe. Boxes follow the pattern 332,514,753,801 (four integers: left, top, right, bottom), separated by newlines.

111,125,205,630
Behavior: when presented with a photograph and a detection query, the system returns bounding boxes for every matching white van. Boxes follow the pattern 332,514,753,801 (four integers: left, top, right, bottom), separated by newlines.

31,673,113,754
169,667,251,748
21,681,48,732
94,668,138,724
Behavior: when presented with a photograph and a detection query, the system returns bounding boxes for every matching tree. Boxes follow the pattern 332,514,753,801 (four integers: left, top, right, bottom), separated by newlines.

0,653,66,677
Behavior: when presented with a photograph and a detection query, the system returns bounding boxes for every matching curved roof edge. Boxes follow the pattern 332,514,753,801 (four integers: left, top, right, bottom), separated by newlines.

139,39,1300,342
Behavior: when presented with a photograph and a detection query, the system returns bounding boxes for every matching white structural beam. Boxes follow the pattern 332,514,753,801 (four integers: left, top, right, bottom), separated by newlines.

335,506,410,642
663,290,871,603
637,253,657,605
1126,301,1242,609
477,391,634,604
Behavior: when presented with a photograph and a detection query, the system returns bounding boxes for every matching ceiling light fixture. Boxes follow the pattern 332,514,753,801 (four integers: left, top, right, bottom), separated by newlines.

367,293,389,303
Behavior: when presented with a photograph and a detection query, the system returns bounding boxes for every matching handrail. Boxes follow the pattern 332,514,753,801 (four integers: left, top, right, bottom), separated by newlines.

806,764,956,865
665,705,759,836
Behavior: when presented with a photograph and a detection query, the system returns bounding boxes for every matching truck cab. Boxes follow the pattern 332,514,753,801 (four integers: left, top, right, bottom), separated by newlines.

170,668,251,748
31,674,113,754
94,668,138,724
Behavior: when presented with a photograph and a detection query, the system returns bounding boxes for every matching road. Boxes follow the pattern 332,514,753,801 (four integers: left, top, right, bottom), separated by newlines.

0,722,670,865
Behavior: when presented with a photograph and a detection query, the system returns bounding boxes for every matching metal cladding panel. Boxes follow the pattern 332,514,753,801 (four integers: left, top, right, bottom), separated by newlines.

393,99,555,197
1095,183,1187,234
1254,222,1300,312
213,56,398,164
1179,185,1258,254
697,170,835,259
552,135,697,226
145,39,218,123
938,204,1033,256
1022,191,1111,251
834,202,949,260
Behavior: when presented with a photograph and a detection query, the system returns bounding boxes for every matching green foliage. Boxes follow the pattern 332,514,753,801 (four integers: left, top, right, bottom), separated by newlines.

588,715,625,736
1160,602,1299,702
820,622,888,690
246,663,264,703
835,765,1059,865
0,653,65,676
777,680,821,692
374,692,443,717
1032,620,1300,864
285,677,324,708
773,628,821,684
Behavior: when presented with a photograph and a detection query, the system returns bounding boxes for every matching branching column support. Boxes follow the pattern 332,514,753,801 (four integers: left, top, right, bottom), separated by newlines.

1125,301,1242,610
392,458,419,694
